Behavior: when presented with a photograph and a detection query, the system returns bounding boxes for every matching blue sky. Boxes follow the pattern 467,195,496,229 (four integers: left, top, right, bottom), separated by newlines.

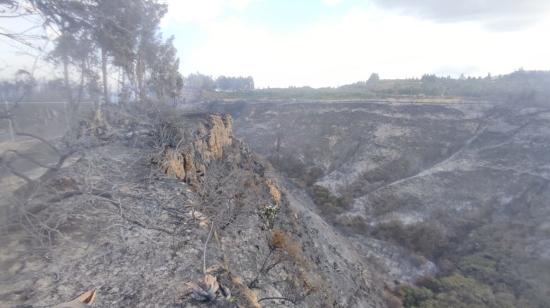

162,0,550,88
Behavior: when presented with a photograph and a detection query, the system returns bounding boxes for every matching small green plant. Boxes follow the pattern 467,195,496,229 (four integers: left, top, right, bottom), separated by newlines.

260,204,279,229
399,285,433,307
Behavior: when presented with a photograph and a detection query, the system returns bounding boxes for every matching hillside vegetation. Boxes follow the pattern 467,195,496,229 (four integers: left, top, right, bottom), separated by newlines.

211,70,550,104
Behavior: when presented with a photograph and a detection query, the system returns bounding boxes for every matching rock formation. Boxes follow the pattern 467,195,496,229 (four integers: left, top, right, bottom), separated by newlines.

155,114,234,184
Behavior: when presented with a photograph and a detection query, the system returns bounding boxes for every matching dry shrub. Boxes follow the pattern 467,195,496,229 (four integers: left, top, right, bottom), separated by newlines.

269,229,321,294
159,149,185,179
247,230,317,303
383,290,403,308
229,272,261,308
270,230,297,256
265,179,281,205
151,116,182,149
372,220,449,259
269,229,307,268
298,269,321,295
269,229,286,249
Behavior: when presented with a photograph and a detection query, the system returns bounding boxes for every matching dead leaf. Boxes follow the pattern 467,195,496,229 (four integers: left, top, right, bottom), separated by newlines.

184,281,211,301
219,283,231,299
187,209,210,228
202,274,219,295
52,289,96,308
183,275,223,302
206,264,224,275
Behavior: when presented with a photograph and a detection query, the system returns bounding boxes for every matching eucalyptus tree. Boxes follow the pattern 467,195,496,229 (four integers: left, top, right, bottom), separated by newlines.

148,36,183,102
2,0,182,105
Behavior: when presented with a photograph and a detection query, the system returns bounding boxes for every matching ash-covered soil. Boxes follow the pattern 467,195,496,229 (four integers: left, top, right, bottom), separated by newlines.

4,98,549,307
0,109,385,307
210,99,550,306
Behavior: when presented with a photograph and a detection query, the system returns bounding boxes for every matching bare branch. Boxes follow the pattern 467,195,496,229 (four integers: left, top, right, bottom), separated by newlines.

1,161,33,184
6,149,60,170
14,131,61,156
258,297,296,305
203,222,215,275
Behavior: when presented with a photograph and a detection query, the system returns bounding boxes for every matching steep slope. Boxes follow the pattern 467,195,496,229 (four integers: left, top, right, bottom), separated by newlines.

210,99,550,307
0,110,385,307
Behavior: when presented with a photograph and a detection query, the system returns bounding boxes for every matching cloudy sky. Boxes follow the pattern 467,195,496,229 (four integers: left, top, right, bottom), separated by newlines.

1,0,550,88
162,0,550,87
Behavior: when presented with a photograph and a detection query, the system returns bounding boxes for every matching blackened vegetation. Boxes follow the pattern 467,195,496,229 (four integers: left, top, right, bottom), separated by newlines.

1,101,352,306
223,96,550,308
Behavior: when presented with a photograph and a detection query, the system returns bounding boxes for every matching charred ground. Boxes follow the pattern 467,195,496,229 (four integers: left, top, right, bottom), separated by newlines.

0,105,385,307
210,98,550,308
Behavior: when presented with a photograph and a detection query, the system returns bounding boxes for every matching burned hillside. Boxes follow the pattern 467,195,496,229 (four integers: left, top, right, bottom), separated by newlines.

0,106,385,307
210,98,550,307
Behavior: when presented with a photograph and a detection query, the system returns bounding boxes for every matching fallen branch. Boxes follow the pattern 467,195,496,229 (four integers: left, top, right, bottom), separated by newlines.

203,222,215,275
6,149,60,170
47,190,83,203
14,131,61,156
89,192,174,235
248,248,274,289
258,297,296,304
1,161,33,184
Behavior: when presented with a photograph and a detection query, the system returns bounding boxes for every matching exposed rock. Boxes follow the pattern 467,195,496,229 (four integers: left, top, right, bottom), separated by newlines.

155,114,234,184
206,114,233,160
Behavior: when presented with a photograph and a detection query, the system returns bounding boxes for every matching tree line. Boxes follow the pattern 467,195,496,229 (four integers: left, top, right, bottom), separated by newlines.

341,69,550,102
185,73,255,92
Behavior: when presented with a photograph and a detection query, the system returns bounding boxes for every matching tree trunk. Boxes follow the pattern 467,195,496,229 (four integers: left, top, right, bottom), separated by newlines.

63,55,72,129
101,48,110,104
4,98,15,142
63,55,72,103
136,52,144,102
76,58,85,110
275,134,281,165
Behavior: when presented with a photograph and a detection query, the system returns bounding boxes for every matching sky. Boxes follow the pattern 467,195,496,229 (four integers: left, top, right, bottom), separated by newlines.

162,0,550,88
1,0,550,88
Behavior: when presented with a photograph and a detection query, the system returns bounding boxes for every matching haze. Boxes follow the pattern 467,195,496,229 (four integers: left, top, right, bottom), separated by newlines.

162,0,550,87
2,1,550,307
2,0,550,87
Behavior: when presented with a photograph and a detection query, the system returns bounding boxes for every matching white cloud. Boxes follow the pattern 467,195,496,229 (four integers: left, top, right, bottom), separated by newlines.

229,0,259,10
167,4,550,87
163,0,259,26
164,0,225,25
324,0,343,6
371,0,550,30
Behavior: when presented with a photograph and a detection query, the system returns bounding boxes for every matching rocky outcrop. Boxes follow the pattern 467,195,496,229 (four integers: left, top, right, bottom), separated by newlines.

156,114,234,184
206,114,233,159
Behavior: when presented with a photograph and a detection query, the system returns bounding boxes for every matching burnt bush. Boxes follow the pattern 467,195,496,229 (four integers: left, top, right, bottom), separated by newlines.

310,185,351,216
372,220,450,259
